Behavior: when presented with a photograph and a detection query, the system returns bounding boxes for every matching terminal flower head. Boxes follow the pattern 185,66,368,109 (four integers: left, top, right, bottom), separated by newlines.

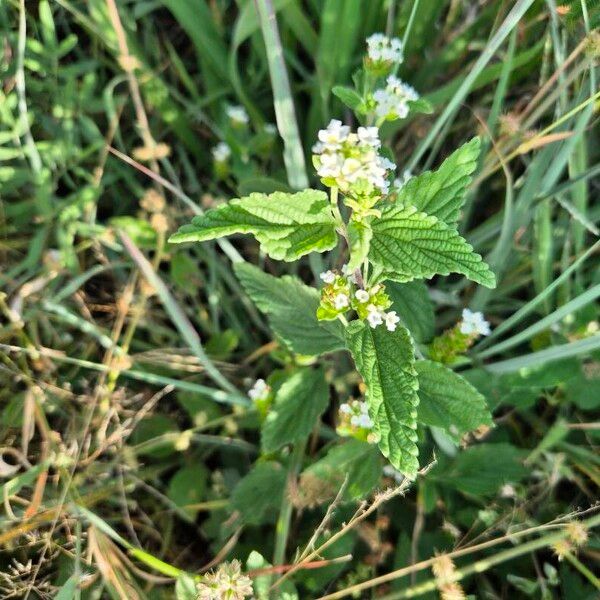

373,75,420,121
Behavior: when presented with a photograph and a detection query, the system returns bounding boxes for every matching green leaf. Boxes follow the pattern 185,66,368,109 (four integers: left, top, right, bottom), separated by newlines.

346,321,419,478
431,443,527,496
167,464,209,520
169,190,337,261
332,85,363,111
386,281,434,343
347,219,372,271
408,97,434,115
262,367,329,453
301,439,382,502
55,575,78,600
175,574,198,600
370,205,496,288
398,137,480,225
415,360,493,439
231,461,286,525
234,262,345,355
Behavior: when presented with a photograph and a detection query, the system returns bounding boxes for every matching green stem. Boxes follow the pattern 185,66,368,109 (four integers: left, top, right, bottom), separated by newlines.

273,440,306,566
564,551,600,590
376,514,600,600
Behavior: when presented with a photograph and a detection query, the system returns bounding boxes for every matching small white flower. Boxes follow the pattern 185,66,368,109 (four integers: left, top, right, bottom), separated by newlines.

357,413,374,428
355,289,370,303
317,151,344,178
342,264,359,283
366,33,403,64
460,308,491,336
211,142,231,162
384,311,400,332
226,104,249,125
264,122,277,135
500,483,516,498
320,270,336,284
366,304,384,328
357,126,381,148
373,75,419,121
339,402,353,415
334,293,350,310
317,119,350,150
248,378,270,402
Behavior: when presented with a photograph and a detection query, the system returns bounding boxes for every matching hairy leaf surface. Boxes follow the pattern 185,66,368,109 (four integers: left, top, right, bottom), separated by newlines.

262,368,329,453
169,190,337,261
398,137,480,225
416,360,493,438
235,262,345,355
386,281,434,343
370,205,496,288
346,321,419,478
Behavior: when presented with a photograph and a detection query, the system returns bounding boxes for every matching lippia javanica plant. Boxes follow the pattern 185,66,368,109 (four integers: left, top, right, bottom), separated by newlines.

170,33,496,479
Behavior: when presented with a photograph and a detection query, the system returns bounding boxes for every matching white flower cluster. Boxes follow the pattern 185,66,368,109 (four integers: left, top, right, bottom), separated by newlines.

339,400,373,429
197,559,253,600
460,309,491,336
248,378,270,402
212,141,231,163
373,75,419,120
366,33,403,64
313,120,396,197
226,104,249,125
366,305,400,331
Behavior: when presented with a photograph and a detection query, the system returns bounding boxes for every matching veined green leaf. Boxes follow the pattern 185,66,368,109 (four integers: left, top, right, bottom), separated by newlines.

234,262,345,355
262,367,329,453
399,137,480,225
347,219,372,271
370,205,496,288
169,190,337,261
231,462,286,525
415,360,493,439
346,321,419,478
332,85,363,111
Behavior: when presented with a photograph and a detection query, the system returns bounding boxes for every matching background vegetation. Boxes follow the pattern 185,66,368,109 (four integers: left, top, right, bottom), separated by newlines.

1,0,599,598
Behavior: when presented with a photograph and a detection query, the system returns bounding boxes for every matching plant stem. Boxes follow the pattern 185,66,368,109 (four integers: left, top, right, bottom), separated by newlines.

273,439,306,566
563,551,600,590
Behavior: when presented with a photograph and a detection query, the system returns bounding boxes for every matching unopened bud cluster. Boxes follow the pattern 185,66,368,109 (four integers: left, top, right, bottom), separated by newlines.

317,269,399,332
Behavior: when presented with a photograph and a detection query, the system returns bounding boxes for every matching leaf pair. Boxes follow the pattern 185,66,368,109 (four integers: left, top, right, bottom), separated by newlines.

169,189,337,261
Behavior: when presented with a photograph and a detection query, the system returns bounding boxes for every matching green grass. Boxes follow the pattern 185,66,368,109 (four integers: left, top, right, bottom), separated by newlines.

1,1,599,599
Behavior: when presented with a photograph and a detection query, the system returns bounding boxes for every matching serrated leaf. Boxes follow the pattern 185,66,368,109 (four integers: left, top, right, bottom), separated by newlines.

346,321,419,478
332,85,363,111
386,281,434,343
262,367,329,453
169,190,337,261
398,137,480,225
347,219,372,271
370,205,496,288
415,360,493,439
301,439,382,502
231,462,286,525
235,262,345,355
